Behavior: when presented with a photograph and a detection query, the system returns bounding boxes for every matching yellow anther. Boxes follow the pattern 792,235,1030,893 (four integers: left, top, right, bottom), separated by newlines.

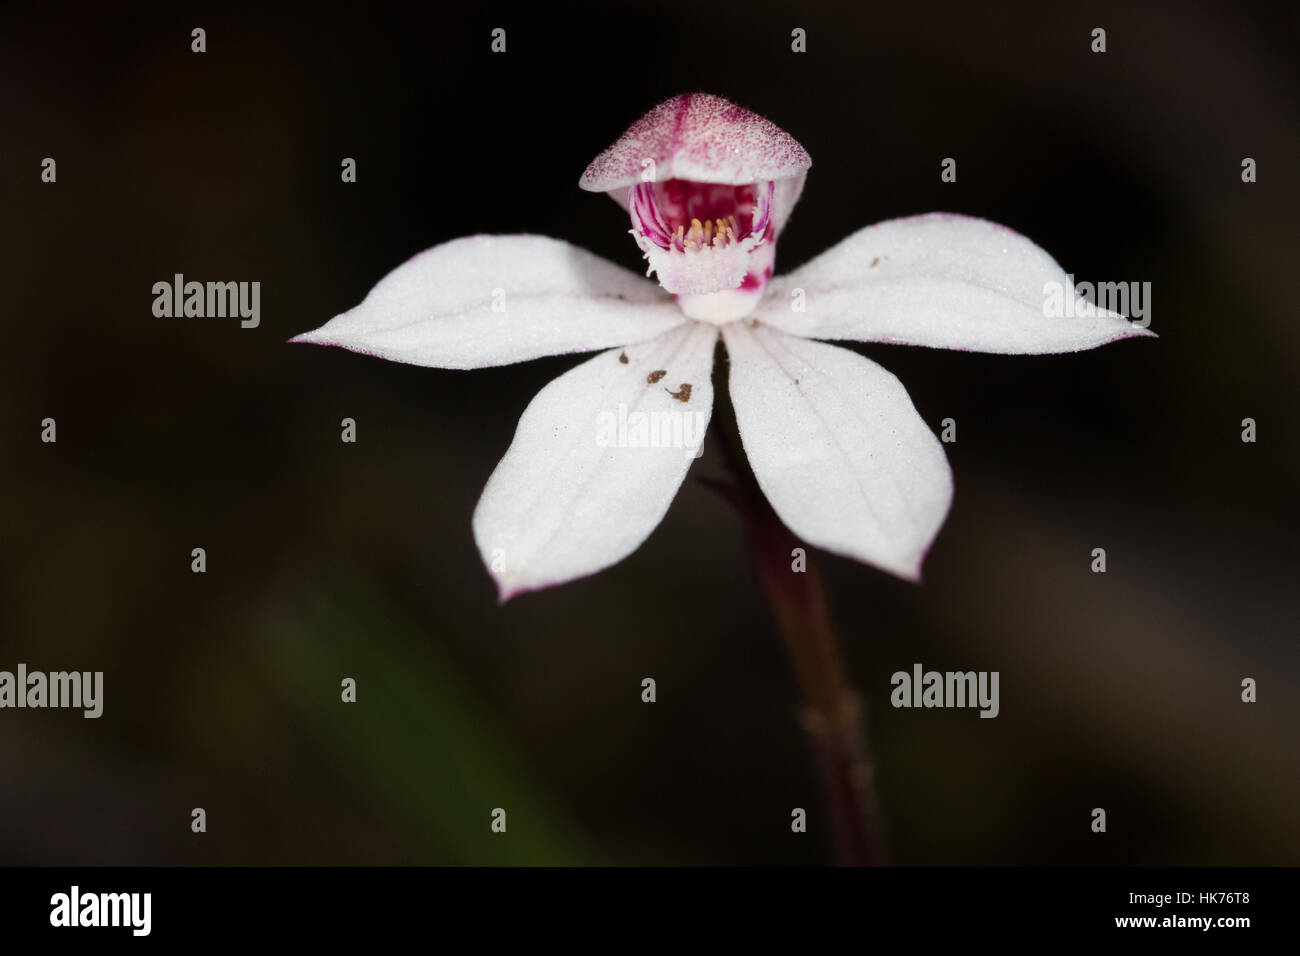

678,215,743,252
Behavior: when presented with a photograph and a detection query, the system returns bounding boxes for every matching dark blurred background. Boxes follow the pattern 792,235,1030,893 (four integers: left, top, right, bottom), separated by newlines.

2,0,1297,865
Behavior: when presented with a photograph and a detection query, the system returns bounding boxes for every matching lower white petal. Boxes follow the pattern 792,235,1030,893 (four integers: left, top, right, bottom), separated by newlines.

292,235,684,369
723,323,952,581
756,214,1155,354
473,323,718,599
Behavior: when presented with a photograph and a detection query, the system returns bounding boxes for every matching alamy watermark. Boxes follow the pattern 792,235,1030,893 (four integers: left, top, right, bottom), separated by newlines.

50,886,150,936
0,664,103,718
595,404,707,459
891,663,999,718
152,274,260,328
1044,275,1151,327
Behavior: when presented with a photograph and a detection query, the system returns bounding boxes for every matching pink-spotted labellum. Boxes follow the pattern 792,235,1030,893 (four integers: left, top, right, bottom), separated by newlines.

292,93,1153,600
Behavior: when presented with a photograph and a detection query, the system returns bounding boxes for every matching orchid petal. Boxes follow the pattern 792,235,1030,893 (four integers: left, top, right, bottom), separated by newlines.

579,93,811,192
473,323,718,600
291,235,684,369
723,323,952,581
756,214,1155,354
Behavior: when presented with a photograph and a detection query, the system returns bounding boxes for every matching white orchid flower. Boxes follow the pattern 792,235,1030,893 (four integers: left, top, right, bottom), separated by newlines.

293,93,1153,600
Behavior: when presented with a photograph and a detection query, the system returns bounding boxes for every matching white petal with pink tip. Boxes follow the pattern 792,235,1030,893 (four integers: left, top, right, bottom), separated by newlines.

723,323,952,581
291,235,683,369
473,323,718,600
756,214,1155,354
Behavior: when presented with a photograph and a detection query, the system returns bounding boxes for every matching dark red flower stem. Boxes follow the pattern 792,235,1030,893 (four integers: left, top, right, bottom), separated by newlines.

707,341,886,866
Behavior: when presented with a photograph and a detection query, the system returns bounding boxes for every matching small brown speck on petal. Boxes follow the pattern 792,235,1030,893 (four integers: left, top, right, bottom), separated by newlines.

871,256,880,267
647,369,667,384
666,383,692,402
619,351,628,364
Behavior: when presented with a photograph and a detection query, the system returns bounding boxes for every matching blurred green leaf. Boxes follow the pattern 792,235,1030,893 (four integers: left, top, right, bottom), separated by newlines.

261,584,598,865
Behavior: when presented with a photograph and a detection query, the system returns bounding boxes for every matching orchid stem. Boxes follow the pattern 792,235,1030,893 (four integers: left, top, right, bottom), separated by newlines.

707,343,886,866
